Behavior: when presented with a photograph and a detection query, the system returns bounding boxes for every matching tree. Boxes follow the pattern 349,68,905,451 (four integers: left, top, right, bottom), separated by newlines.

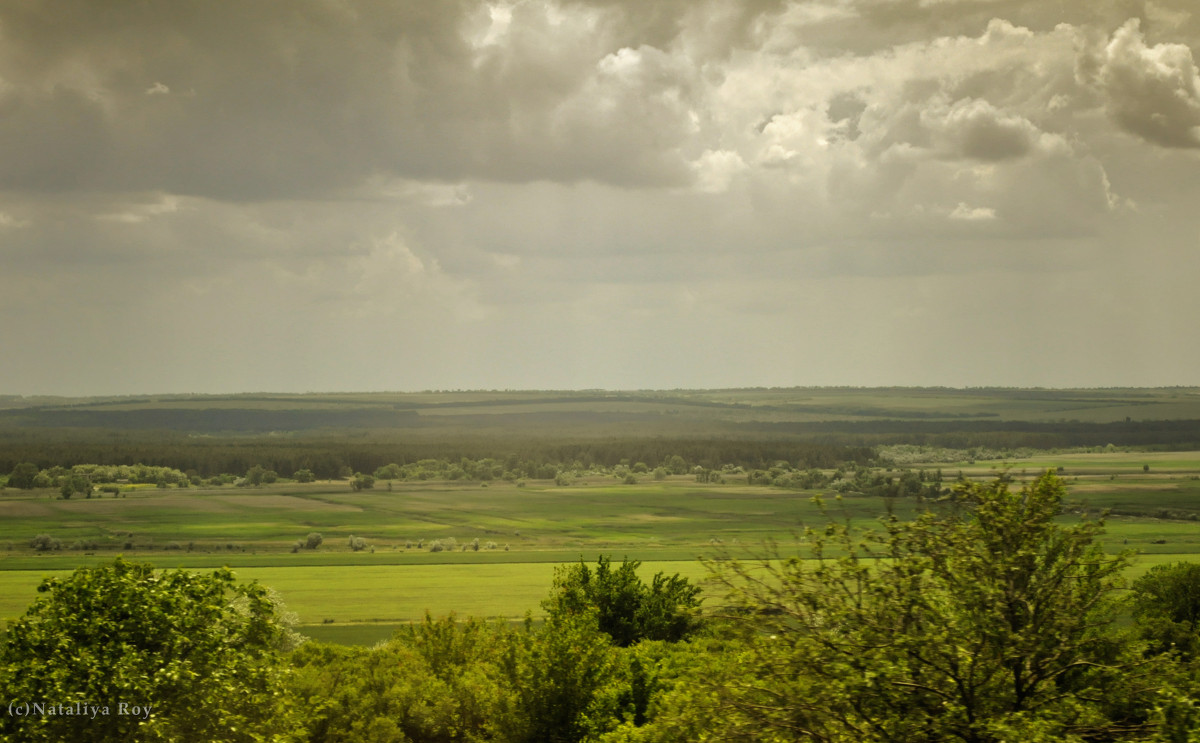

304,532,323,550
348,535,368,552
1132,561,1200,659
59,474,92,500
695,472,1154,742
245,464,266,486
350,472,374,491
7,462,39,490
293,468,315,483
29,533,60,552
544,556,703,647
0,558,298,742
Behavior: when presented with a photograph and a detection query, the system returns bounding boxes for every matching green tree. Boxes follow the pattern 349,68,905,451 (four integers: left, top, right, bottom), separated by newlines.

1133,562,1200,659
350,472,375,491
544,556,702,647
29,533,61,552
292,468,315,483
515,611,626,743
373,463,403,480
692,472,1155,742
7,462,39,490
304,532,323,550
245,464,266,486
59,474,93,500
0,558,298,742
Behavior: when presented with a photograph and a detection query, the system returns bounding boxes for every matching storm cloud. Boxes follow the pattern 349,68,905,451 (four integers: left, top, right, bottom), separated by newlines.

1,0,1198,394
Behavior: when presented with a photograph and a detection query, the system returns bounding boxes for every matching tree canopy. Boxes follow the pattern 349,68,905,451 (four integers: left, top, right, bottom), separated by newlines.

677,472,1159,742
0,558,298,742
543,556,703,647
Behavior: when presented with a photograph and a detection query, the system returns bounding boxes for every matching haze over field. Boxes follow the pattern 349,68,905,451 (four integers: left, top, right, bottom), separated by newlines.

1,0,1198,394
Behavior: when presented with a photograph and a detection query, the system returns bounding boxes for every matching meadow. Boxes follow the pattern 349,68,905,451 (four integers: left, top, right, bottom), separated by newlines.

4,386,1200,643
4,449,1200,643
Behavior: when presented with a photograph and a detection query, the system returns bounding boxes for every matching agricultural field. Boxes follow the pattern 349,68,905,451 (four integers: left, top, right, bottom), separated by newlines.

4,445,1200,643
4,387,1200,643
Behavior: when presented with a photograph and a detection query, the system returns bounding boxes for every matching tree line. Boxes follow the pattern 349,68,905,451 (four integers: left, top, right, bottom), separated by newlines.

0,431,873,482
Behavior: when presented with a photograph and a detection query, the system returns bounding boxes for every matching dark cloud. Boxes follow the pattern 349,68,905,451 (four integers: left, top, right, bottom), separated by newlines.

0,0,714,200
1,1,1199,394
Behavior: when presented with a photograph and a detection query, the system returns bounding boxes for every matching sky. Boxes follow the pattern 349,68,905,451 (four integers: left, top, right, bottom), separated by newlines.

1,0,1198,395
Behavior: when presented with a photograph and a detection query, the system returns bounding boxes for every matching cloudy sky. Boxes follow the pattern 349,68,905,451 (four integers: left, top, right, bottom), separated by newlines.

1,0,1198,395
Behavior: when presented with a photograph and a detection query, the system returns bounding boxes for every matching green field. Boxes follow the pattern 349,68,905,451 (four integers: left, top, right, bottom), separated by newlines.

4,387,1200,643
3,451,1200,641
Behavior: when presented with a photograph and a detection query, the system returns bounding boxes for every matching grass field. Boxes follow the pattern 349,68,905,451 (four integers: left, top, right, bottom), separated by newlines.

4,446,1200,643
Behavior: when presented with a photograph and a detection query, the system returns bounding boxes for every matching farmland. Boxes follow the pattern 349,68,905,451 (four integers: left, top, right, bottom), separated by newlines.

3,387,1200,643
3,457,1200,641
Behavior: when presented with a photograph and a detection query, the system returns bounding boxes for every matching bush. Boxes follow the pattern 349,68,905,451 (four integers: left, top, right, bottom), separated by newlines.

348,535,368,552
0,559,298,741
544,556,702,647
695,472,1154,741
29,534,60,552
304,532,323,550
7,462,39,490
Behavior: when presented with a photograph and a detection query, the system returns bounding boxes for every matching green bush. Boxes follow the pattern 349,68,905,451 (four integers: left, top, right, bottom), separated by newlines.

0,559,298,742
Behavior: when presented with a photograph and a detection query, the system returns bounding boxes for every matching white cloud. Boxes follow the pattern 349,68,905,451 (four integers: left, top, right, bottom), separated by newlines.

691,149,748,193
1088,18,1200,148
949,202,996,220
923,98,1047,161
0,211,30,228
97,194,183,224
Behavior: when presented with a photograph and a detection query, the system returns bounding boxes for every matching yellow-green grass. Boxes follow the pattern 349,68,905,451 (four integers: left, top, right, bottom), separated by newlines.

2,555,1194,638
0,560,714,627
4,460,1200,642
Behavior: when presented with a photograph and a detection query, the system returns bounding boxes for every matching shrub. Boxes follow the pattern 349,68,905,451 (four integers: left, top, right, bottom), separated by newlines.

544,555,702,647
0,559,298,741
29,534,60,552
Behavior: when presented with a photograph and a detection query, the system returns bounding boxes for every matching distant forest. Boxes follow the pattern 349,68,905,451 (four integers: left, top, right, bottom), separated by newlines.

3,388,1200,477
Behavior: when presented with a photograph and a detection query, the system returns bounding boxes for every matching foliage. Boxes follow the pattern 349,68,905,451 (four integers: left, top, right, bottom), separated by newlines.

291,611,630,743
349,472,374,491
687,472,1158,742
1132,562,1200,659
58,474,93,499
246,464,267,486
7,461,39,489
544,556,703,647
347,535,368,552
0,558,298,742
305,532,323,550
28,533,61,552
